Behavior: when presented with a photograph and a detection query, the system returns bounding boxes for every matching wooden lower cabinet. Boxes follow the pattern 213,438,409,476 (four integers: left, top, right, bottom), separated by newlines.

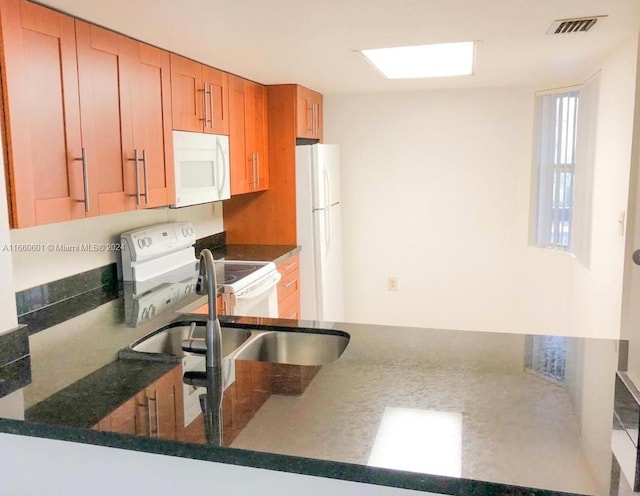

175,360,272,446
274,253,319,394
93,366,179,440
192,295,224,315
276,254,300,319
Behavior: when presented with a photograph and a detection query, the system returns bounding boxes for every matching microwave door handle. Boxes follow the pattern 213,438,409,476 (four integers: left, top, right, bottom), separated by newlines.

217,138,227,197
234,272,282,300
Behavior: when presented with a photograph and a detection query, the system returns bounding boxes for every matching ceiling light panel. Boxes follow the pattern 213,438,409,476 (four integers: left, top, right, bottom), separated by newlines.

361,41,476,79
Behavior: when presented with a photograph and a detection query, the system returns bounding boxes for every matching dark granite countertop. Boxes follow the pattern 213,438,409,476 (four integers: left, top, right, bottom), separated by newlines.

211,244,300,266
0,289,630,496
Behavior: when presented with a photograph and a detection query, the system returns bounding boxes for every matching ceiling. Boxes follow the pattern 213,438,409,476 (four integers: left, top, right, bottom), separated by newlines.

36,0,640,94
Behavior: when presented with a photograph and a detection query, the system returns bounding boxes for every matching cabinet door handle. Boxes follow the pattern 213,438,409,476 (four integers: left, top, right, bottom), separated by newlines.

148,391,159,438
199,81,207,126
208,83,214,127
74,147,90,213
312,103,316,136
282,261,297,272
252,153,257,189
283,279,296,289
256,153,260,188
141,149,149,204
127,149,141,205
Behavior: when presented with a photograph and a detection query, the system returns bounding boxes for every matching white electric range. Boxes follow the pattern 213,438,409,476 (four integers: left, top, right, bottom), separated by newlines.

119,221,280,327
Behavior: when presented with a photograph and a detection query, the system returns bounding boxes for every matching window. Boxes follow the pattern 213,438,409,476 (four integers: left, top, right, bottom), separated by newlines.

531,77,599,266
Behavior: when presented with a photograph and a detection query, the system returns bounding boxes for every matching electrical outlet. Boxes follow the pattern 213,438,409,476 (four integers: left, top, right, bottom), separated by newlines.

387,277,398,292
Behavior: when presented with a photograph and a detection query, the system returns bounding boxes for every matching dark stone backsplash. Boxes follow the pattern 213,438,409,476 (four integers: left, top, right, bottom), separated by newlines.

15,264,119,335
0,325,31,398
14,231,228,335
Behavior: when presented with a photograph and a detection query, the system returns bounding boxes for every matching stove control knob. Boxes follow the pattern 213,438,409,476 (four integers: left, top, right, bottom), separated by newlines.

146,237,153,247
182,227,189,237
188,227,194,236
137,238,146,249
142,307,149,320
149,304,156,318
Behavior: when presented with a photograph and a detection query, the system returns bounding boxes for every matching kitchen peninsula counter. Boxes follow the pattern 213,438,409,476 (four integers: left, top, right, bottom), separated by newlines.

0,295,627,496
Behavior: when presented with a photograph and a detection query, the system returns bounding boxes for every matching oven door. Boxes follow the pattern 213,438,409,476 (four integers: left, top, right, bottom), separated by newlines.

224,271,282,318
172,131,230,207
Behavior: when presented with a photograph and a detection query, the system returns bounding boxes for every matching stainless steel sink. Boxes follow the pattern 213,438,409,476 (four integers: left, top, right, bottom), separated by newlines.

121,321,252,362
120,320,350,367
231,330,349,366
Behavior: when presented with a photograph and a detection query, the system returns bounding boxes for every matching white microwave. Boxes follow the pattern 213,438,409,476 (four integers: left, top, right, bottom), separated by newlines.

172,130,231,207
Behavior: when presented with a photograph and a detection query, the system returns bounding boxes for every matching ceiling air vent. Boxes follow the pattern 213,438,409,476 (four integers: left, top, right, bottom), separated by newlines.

546,15,607,35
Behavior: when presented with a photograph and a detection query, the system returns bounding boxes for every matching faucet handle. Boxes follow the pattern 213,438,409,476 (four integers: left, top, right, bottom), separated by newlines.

196,274,207,295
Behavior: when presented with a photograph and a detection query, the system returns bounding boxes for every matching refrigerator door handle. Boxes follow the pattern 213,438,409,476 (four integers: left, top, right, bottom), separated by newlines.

325,205,331,253
323,164,331,208
323,166,331,252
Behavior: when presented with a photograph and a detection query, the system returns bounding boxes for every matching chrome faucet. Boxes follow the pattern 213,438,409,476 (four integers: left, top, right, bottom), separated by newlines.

181,248,224,445
195,248,222,369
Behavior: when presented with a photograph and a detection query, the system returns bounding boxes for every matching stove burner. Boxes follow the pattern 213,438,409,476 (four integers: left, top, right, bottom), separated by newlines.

217,262,267,287
221,274,237,284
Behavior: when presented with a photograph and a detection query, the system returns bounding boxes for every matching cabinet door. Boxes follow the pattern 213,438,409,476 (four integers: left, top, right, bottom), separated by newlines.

229,77,269,195
250,361,272,412
248,81,269,192
75,21,128,216
136,368,178,440
277,254,300,317
170,54,204,132
203,65,230,136
127,41,175,208
229,76,252,195
296,86,322,141
148,368,178,440
0,0,84,227
109,396,138,435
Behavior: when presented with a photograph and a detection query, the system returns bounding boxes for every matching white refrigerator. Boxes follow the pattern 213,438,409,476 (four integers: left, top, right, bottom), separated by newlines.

296,144,344,322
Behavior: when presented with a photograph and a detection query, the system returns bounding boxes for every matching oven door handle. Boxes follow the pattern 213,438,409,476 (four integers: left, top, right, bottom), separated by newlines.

233,272,282,300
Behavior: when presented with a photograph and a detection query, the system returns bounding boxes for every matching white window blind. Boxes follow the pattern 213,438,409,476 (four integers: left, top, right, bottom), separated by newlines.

531,76,599,267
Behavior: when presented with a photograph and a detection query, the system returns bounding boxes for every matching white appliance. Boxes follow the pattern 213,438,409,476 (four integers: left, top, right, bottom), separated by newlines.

296,144,344,321
218,261,281,318
172,130,230,207
120,221,281,322
120,221,197,283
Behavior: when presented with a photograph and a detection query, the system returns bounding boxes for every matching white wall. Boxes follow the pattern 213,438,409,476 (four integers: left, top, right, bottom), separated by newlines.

569,35,638,340
325,87,572,335
9,203,223,291
620,34,640,386
325,36,638,338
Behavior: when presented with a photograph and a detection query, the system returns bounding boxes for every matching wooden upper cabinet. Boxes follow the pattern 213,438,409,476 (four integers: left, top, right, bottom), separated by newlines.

0,0,85,227
170,54,202,132
170,54,229,135
296,85,323,141
124,41,175,209
250,82,269,191
229,75,269,195
75,21,128,217
0,2,176,227
203,65,230,135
